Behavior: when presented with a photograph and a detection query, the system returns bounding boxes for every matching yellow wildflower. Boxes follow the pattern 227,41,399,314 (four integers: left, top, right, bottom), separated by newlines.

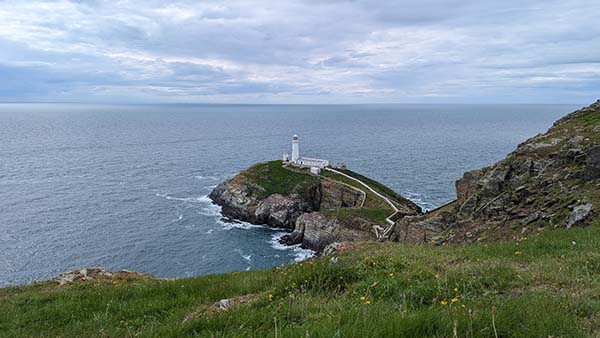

451,297,459,303
434,273,440,279
389,273,394,278
268,294,273,301
440,300,448,305
360,295,366,301
365,300,371,305
454,287,459,292
514,251,522,255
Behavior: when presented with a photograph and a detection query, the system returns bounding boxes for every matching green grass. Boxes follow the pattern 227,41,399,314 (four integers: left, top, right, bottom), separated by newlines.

3,222,600,337
320,170,392,210
578,107,600,127
336,168,417,209
237,160,319,199
322,208,392,225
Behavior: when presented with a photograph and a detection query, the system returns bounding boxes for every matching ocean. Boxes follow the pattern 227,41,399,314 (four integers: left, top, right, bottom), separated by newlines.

0,103,578,286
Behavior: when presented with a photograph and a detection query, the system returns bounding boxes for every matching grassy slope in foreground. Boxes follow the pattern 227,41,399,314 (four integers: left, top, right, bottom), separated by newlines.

2,220,600,337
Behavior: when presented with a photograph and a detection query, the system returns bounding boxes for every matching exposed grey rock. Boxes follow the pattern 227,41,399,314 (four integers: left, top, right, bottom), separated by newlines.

209,180,319,229
566,204,593,228
53,268,153,285
214,299,232,311
282,212,373,252
522,212,540,225
585,146,600,181
323,242,343,256
255,194,313,228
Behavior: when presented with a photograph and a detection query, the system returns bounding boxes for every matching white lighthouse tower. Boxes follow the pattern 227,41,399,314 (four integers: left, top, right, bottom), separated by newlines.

291,134,300,163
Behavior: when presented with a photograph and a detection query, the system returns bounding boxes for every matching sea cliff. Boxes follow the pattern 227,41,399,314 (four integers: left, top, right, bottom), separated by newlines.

392,100,600,244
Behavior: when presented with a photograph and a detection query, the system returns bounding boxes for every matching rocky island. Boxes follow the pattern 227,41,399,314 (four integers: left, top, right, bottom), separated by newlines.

209,160,422,251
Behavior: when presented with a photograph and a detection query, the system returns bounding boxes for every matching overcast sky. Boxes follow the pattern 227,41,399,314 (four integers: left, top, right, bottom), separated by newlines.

0,0,599,104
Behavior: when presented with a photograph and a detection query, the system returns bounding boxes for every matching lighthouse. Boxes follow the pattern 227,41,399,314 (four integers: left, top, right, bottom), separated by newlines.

283,134,330,169
291,134,300,162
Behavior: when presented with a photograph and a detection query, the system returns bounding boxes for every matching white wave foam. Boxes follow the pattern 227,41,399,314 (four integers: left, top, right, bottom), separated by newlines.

157,193,222,217
234,249,253,270
402,191,435,212
270,232,315,262
219,219,265,230
198,202,222,217
194,175,219,181
156,193,213,204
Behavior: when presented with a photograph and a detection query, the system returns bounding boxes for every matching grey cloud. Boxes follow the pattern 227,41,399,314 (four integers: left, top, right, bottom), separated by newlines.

0,0,598,103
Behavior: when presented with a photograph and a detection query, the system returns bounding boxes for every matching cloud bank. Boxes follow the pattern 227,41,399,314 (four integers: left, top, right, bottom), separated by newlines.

0,0,598,103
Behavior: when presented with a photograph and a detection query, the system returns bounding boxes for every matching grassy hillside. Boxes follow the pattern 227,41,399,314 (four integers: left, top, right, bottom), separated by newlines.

336,168,417,209
2,220,600,337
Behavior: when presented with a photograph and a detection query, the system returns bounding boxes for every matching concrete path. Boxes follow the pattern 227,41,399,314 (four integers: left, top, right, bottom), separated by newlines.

324,168,399,237
283,163,366,207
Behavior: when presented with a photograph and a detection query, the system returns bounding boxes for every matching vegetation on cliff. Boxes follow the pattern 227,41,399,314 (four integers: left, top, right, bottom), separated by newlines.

234,161,319,199
2,222,600,337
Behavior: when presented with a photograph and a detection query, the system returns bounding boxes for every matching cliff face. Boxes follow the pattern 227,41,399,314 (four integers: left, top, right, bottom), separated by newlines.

393,100,600,244
208,161,323,229
209,179,320,229
210,161,421,251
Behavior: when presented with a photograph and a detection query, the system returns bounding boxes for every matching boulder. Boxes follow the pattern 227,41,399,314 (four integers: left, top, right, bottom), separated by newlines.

566,204,593,228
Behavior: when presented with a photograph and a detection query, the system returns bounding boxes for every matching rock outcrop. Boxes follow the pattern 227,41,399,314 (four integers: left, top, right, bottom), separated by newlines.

53,268,153,285
393,100,600,244
280,212,374,252
210,180,319,229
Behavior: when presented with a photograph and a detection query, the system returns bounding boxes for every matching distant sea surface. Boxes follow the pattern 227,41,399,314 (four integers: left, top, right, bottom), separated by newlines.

0,103,579,286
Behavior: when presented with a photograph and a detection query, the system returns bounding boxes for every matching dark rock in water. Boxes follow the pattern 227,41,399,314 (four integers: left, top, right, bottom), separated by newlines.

220,217,242,224
566,204,593,228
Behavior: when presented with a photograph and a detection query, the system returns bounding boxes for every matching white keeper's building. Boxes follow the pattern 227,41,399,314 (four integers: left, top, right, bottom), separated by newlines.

283,134,330,173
